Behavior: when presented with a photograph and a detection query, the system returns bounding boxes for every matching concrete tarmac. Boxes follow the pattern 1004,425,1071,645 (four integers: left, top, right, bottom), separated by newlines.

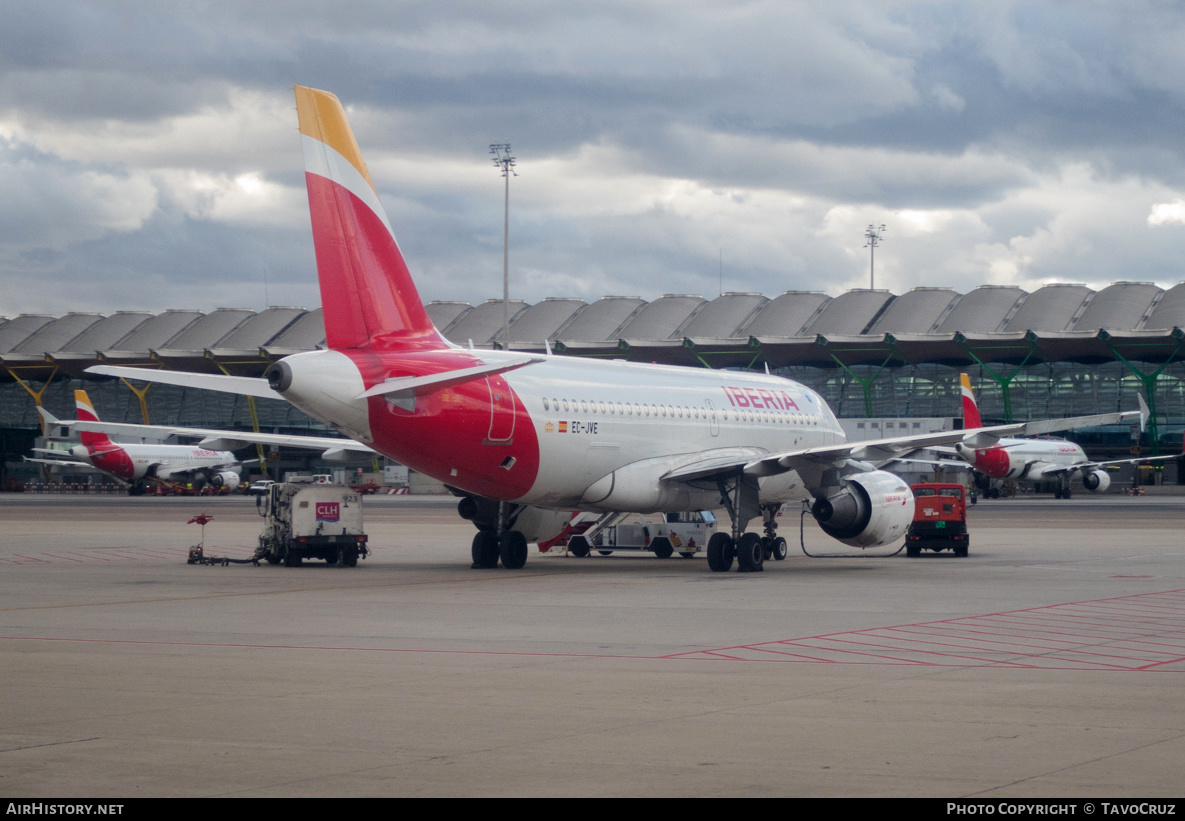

1,493,1182,797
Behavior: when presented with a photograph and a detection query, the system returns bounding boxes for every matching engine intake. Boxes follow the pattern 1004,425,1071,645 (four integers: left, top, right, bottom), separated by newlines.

1082,469,1111,493
811,470,914,548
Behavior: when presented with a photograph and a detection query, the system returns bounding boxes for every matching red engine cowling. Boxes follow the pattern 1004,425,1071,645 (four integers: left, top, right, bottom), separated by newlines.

811,470,915,548
1082,469,1111,493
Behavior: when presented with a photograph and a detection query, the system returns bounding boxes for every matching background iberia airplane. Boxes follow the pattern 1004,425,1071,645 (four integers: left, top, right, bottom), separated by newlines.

31,390,247,495
953,373,1175,499
87,86,1144,569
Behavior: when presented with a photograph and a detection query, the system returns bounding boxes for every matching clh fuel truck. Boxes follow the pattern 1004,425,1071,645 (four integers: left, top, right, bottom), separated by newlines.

256,482,369,567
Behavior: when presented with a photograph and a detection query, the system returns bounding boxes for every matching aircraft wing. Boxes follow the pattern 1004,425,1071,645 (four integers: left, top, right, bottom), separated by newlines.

69,421,376,454
666,407,1144,484
1041,452,1185,478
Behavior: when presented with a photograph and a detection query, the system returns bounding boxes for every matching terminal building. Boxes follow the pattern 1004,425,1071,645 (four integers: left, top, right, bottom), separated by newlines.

3,280,1183,485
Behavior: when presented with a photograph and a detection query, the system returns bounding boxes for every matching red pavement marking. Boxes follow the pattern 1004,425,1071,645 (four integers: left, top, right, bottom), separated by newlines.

664,589,1185,670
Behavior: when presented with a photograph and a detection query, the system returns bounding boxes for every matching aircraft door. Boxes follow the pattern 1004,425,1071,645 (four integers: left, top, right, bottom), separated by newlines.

485,375,516,444
705,398,720,437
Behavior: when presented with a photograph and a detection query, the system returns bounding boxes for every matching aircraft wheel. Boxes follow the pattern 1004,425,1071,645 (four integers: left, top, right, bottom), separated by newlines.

762,537,774,561
567,535,591,558
736,532,764,572
651,539,674,559
771,537,788,561
499,530,528,570
706,533,734,573
471,530,499,568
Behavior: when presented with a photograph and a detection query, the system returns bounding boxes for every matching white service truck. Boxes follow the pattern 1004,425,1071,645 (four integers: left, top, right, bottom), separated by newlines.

567,511,718,559
256,483,369,567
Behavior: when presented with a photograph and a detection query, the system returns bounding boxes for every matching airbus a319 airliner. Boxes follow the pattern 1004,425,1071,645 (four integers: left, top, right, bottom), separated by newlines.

88,86,1143,571
30,390,245,494
952,374,1175,499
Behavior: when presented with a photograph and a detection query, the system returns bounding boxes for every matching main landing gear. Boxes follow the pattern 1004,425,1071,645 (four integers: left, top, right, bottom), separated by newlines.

708,472,788,573
467,499,530,570
1053,476,1072,500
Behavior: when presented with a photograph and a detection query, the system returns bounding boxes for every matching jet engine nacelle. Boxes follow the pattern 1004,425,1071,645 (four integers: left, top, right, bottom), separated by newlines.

211,471,241,491
810,470,914,548
1082,469,1111,493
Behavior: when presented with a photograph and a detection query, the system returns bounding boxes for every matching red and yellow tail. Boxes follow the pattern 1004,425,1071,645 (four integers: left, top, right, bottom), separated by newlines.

960,373,982,429
295,86,445,353
75,390,114,449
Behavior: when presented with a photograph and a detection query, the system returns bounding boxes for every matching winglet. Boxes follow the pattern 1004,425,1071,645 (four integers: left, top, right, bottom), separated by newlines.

295,85,445,352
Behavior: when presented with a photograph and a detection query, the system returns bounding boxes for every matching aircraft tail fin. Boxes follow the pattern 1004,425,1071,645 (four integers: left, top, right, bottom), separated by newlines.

295,86,446,352
960,373,983,429
75,390,115,449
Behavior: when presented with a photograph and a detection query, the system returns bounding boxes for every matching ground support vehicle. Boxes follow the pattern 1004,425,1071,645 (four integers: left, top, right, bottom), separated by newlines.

905,483,970,557
565,511,719,559
256,483,369,567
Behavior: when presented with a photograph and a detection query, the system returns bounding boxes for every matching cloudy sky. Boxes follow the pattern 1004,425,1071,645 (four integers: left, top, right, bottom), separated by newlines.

3,0,1185,318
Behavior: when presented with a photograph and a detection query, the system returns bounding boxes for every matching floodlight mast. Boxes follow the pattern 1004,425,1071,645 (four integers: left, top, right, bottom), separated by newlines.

864,224,886,290
490,143,517,349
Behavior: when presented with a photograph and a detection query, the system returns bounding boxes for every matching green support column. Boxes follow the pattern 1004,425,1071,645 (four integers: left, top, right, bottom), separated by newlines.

1097,328,1184,456
817,335,897,418
953,332,1041,423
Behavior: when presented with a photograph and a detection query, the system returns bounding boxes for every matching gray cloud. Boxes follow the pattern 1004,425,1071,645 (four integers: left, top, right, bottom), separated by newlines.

3,0,1185,318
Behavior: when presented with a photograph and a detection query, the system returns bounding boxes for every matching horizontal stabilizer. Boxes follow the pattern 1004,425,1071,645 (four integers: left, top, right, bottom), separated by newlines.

85,366,281,399
356,355,545,399
24,456,94,469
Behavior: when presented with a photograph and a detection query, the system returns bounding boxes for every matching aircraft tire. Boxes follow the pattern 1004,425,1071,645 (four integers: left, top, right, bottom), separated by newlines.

771,537,788,561
567,535,591,558
499,530,528,570
471,530,499,568
706,533,734,573
736,532,764,572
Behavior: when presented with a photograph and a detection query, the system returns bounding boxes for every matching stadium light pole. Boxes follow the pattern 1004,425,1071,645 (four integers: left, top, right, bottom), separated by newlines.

490,143,517,349
864,224,886,289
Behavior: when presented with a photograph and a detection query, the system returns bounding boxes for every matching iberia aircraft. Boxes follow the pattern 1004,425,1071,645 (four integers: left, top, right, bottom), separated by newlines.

87,86,1143,570
30,390,246,494
953,373,1174,499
